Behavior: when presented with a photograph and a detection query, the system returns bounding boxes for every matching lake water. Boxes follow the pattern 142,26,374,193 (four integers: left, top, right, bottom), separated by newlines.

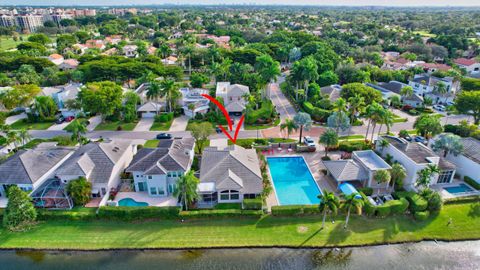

1,241,480,270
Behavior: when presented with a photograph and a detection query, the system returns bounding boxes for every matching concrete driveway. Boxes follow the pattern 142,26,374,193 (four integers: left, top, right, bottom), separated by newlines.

47,121,70,131
87,115,102,131
134,117,154,131
5,112,27,125
169,115,189,132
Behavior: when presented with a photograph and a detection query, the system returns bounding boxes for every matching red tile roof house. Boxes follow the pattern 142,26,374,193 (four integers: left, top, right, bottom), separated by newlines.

454,58,480,74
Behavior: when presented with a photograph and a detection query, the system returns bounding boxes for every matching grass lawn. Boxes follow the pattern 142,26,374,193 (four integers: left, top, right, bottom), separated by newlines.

150,119,173,131
0,202,479,249
144,139,160,148
228,138,296,147
10,120,54,130
95,121,138,131
339,135,365,141
392,113,408,123
244,117,281,130
63,118,88,132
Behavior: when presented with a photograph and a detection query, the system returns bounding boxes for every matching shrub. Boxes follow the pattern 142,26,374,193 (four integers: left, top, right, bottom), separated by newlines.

414,210,430,221
406,193,428,212
338,141,371,152
358,187,373,196
3,186,37,231
464,176,480,190
444,195,480,204
302,101,331,122
271,205,320,216
36,209,97,221
97,206,180,221
426,192,443,212
376,204,391,217
179,209,262,218
389,198,410,215
243,198,263,210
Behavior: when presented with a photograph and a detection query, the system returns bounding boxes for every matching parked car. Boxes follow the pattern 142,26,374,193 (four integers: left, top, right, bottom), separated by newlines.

303,136,315,147
156,133,172,140
414,136,427,144
403,135,413,142
433,105,446,111
64,116,75,122
56,117,65,124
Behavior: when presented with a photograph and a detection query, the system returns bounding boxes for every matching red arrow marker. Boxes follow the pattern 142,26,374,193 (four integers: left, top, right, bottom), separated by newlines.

218,115,245,144
201,94,233,131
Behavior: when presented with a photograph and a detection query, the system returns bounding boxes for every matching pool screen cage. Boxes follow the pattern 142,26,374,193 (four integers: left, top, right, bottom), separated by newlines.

31,179,74,209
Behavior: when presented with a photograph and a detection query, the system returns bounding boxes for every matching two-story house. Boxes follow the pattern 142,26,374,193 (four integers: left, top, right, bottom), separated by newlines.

179,88,210,118
408,74,460,104
376,136,456,190
126,138,195,197
215,82,250,114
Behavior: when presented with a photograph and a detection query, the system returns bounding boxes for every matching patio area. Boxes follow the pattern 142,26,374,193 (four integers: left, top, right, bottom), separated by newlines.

114,192,178,207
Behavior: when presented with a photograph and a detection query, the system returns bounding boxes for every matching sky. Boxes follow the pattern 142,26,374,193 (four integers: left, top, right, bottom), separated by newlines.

1,0,479,7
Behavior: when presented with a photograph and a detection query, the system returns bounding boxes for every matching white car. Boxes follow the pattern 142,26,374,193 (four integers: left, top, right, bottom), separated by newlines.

303,136,316,147
433,105,446,111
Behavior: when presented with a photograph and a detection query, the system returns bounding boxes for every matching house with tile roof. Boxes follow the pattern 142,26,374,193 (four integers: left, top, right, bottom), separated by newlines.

197,145,262,206
126,138,195,197
454,58,480,74
55,139,138,205
376,136,456,190
0,143,75,198
445,137,480,184
215,82,250,114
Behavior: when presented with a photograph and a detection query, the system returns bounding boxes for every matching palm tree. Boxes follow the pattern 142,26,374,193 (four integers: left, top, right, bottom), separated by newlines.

333,98,347,113
18,128,31,147
416,164,440,190
181,45,194,75
293,112,313,144
69,119,87,143
343,193,364,229
280,119,297,139
347,95,365,125
432,133,463,158
173,171,200,211
255,54,280,98
317,191,340,229
209,62,222,85
374,170,391,194
6,131,20,151
364,102,383,142
434,82,448,103
319,128,338,157
160,78,180,113
390,163,407,191
377,109,394,136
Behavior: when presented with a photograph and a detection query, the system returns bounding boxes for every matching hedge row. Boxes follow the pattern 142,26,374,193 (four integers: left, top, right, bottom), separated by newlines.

179,209,263,218
271,205,320,216
155,112,174,123
97,206,181,221
337,141,371,153
302,101,330,122
243,198,263,210
361,191,410,217
36,209,97,221
444,195,480,204
464,176,480,190
394,192,428,213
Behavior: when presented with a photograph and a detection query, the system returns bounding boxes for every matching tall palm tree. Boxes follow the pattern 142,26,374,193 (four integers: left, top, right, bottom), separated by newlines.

377,109,394,136
293,112,312,144
390,163,407,191
333,98,347,113
209,62,222,85
434,82,448,103
347,95,365,125
416,164,440,190
181,45,194,75
317,191,340,229
319,128,338,157
18,128,31,146
160,78,180,113
343,193,364,229
69,119,87,144
173,171,200,211
280,119,297,139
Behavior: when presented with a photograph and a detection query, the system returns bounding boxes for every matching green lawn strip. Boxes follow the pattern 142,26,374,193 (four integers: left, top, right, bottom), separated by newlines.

244,117,281,130
0,203,479,249
144,139,160,148
150,119,173,131
63,118,88,132
10,120,54,130
338,135,365,141
228,138,296,146
407,130,418,135
94,121,138,131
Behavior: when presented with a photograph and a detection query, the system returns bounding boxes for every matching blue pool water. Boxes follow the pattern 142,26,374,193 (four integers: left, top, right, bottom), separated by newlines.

267,156,321,205
444,184,474,194
118,198,149,207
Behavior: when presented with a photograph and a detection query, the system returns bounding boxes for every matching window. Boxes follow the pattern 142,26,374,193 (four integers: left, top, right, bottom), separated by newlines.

148,175,152,180
244,194,257,199
437,170,454,184
219,190,240,201
101,188,106,195
150,187,157,195
158,187,165,195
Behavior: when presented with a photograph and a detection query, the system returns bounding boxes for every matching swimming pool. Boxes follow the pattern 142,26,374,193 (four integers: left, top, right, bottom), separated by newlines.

267,156,321,205
443,183,475,194
118,198,149,207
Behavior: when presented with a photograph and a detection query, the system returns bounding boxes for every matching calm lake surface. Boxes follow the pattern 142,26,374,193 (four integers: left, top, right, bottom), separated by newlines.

1,241,480,270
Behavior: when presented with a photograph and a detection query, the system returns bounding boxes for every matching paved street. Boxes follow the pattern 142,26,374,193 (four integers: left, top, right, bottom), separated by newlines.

268,75,296,122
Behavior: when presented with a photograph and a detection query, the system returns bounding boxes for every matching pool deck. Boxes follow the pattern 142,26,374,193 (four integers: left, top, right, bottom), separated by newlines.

114,192,178,207
264,150,338,211
431,181,480,199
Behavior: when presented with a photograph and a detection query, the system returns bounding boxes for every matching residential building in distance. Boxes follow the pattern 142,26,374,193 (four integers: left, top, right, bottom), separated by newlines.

454,58,480,74
179,88,210,118
215,82,250,114
408,74,459,104
126,138,195,197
